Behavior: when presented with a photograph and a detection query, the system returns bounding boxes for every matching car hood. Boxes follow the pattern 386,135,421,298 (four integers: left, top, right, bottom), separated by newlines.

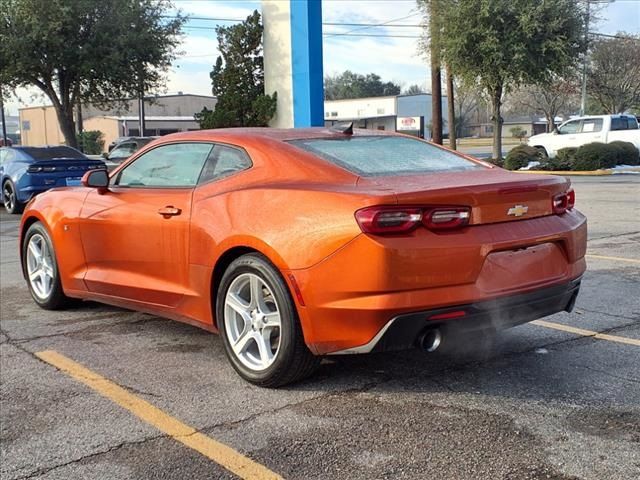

528,132,554,144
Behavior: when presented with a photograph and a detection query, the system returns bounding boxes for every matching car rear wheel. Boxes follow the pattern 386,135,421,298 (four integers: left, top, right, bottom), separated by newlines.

216,253,320,387
22,222,72,310
3,180,24,214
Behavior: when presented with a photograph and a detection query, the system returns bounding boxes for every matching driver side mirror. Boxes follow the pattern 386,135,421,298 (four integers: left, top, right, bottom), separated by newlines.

553,127,560,134
82,169,109,193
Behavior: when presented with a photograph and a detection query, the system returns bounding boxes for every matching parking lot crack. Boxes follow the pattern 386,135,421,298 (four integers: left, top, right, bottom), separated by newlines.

574,308,640,321
587,230,640,242
568,363,640,385
9,435,166,480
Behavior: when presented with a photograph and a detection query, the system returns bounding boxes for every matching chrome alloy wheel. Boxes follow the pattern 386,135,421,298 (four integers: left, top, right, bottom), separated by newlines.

224,273,282,371
3,183,15,212
26,234,55,300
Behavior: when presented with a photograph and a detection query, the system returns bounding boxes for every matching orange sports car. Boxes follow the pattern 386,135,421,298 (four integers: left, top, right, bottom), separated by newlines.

20,128,587,386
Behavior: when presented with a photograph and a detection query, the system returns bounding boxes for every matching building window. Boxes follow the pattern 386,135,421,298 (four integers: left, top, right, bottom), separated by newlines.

330,112,338,117
377,108,385,114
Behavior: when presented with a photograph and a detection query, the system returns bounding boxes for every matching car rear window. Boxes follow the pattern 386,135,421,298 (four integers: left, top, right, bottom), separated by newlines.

21,146,85,160
288,136,483,176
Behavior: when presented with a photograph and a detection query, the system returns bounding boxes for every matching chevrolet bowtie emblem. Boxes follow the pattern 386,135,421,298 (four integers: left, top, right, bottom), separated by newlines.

507,205,529,217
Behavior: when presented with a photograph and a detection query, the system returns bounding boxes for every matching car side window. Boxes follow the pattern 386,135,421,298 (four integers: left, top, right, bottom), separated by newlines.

580,119,602,133
558,120,580,134
198,145,252,184
1,149,15,164
611,118,627,131
627,117,638,130
109,142,138,160
116,143,213,188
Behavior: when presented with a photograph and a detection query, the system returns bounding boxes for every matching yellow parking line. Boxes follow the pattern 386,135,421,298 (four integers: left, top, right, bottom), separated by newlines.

586,254,640,264
531,320,640,347
35,350,282,480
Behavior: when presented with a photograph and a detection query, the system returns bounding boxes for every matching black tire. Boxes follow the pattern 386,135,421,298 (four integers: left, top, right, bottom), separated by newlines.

22,222,73,310
535,146,549,160
3,180,24,214
216,253,320,387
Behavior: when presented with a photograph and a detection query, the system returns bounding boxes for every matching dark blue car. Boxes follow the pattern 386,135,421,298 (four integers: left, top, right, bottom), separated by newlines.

1,146,106,214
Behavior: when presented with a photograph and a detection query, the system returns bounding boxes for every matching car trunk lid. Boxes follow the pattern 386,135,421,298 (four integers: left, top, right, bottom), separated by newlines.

358,169,569,225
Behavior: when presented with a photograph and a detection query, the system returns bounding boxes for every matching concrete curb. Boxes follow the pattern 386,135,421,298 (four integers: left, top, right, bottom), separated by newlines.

515,168,640,176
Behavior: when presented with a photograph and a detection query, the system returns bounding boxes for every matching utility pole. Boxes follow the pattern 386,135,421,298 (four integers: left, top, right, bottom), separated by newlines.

580,0,591,116
429,0,443,144
0,89,8,146
138,71,146,136
446,66,456,150
138,90,146,136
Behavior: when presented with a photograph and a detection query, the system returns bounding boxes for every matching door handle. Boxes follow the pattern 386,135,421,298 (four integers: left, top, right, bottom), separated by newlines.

158,206,182,217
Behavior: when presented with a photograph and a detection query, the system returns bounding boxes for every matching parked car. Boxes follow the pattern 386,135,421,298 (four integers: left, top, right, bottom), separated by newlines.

528,114,640,158
103,137,157,170
1,146,106,214
19,128,586,386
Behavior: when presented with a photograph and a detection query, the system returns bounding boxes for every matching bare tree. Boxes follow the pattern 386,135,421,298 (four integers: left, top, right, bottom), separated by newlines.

510,77,580,132
587,34,640,113
452,80,485,138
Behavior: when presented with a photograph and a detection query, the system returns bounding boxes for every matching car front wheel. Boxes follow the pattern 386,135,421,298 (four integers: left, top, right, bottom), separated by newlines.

216,253,319,387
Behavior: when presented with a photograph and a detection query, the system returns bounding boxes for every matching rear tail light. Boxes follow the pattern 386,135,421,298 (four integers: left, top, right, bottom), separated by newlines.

355,207,422,234
355,206,470,235
424,208,470,230
553,189,575,215
567,189,575,209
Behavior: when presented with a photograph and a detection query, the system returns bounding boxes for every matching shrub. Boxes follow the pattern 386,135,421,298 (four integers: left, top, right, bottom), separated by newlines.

550,147,577,170
485,157,504,168
509,126,527,141
609,141,640,165
573,142,618,171
504,145,540,170
77,130,105,155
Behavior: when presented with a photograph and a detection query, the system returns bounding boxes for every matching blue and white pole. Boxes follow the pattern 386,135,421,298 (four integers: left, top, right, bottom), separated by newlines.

263,0,324,128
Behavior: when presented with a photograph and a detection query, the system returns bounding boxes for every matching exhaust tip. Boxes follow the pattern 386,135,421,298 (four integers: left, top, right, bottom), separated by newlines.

420,329,442,353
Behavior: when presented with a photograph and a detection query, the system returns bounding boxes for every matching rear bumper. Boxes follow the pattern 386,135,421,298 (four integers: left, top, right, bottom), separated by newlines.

330,276,582,354
291,210,587,355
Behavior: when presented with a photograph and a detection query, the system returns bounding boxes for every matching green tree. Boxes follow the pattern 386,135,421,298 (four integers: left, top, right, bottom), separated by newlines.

195,11,276,129
77,130,105,155
439,0,584,159
0,0,184,148
324,71,401,100
403,84,425,96
587,33,640,114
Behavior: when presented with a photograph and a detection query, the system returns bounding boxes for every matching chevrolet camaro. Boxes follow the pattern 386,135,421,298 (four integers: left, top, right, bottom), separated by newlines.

19,128,587,386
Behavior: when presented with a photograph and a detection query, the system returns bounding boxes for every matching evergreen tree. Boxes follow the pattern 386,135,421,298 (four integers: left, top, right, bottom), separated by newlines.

196,11,276,128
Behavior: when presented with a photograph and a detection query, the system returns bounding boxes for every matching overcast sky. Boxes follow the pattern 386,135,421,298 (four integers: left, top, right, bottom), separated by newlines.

5,0,640,115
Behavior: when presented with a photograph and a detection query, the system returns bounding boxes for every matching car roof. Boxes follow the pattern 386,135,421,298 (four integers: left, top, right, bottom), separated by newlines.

157,127,396,144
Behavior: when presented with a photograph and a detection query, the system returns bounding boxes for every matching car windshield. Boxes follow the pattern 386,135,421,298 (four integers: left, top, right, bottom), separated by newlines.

21,146,86,160
288,136,483,176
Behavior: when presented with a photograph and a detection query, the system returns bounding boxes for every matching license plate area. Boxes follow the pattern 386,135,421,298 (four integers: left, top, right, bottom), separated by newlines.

476,242,568,294
65,177,82,186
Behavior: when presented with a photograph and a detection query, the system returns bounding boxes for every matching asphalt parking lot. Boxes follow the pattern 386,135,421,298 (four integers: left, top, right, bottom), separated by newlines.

1,175,639,480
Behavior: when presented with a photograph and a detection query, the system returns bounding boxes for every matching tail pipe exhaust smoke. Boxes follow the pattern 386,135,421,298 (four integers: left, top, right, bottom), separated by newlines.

419,328,442,353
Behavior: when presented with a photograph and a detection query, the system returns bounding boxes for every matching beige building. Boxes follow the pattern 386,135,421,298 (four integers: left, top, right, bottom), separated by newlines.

19,93,217,151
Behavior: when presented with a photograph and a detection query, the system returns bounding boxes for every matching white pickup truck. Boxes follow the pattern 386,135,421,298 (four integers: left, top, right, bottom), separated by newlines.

528,114,640,158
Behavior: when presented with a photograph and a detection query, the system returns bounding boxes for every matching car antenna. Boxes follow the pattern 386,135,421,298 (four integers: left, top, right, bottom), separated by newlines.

330,122,353,135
